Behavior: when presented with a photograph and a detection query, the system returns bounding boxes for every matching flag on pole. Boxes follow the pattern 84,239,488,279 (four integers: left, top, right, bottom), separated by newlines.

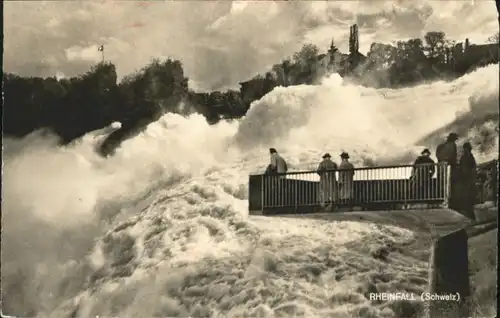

98,45,104,52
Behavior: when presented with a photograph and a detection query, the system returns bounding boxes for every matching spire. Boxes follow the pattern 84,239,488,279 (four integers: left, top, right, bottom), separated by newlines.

329,38,338,54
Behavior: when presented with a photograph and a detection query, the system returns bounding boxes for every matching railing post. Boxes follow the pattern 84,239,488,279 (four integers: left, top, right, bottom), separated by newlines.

442,164,451,209
493,160,498,207
287,174,299,213
260,175,264,215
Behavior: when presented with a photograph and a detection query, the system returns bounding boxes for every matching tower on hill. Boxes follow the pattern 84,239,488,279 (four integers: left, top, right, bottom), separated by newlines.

349,24,359,55
329,39,338,54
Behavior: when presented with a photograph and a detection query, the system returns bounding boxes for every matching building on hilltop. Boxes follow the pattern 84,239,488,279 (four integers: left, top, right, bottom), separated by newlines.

449,38,499,72
238,72,276,107
314,39,347,79
239,24,368,102
463,41,499,66
315,24,366,79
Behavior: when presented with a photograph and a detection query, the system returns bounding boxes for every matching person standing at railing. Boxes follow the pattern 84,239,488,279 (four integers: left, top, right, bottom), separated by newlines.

268,148,288,206
410,148,436,200
436,133,458,166
269,148,288,175
338,152,355,204
457,142,477,220
436,132,459,204
317,153,338,208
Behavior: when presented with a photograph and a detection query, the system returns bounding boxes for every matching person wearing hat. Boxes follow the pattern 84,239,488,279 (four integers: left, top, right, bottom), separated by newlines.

436,133,458,166
338,152,355,203
410,148,436,199
269,148,288,175
459,142,476,170
457,142,477,220
317,152,338,208
435,133,459,203
266,148,289,206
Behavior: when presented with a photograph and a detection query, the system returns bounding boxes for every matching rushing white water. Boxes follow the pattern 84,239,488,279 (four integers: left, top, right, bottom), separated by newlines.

2,64,498,318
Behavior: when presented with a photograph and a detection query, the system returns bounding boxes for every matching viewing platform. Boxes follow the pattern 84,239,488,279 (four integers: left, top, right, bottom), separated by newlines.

249,163,452,214
248,161,497,234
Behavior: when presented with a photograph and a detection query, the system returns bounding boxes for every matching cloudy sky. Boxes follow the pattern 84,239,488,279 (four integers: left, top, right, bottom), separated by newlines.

4,0,498,91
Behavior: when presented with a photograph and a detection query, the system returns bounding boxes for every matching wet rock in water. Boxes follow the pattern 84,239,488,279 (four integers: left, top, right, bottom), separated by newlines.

371,246,390,262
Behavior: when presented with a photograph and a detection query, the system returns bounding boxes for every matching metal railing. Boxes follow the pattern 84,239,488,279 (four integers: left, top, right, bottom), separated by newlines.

248,163,452,213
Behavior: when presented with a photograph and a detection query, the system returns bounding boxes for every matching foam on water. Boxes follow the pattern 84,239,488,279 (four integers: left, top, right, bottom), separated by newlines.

2,65,498,317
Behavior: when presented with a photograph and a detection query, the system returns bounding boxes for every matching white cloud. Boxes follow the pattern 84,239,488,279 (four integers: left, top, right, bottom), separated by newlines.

230,1,248,14
4,0,498,90
47,17,61,29
65,45,101,62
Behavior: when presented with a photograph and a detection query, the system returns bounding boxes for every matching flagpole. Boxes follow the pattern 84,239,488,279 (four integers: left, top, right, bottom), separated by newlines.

98,45,105,63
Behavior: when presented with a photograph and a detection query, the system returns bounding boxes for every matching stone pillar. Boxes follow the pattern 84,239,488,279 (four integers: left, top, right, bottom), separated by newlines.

425,229,471,318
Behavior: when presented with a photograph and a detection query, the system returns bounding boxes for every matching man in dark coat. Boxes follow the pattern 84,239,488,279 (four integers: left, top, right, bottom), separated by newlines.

436,132,459,206
457,142,477,220
411,148,436,199
436,132,458,166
